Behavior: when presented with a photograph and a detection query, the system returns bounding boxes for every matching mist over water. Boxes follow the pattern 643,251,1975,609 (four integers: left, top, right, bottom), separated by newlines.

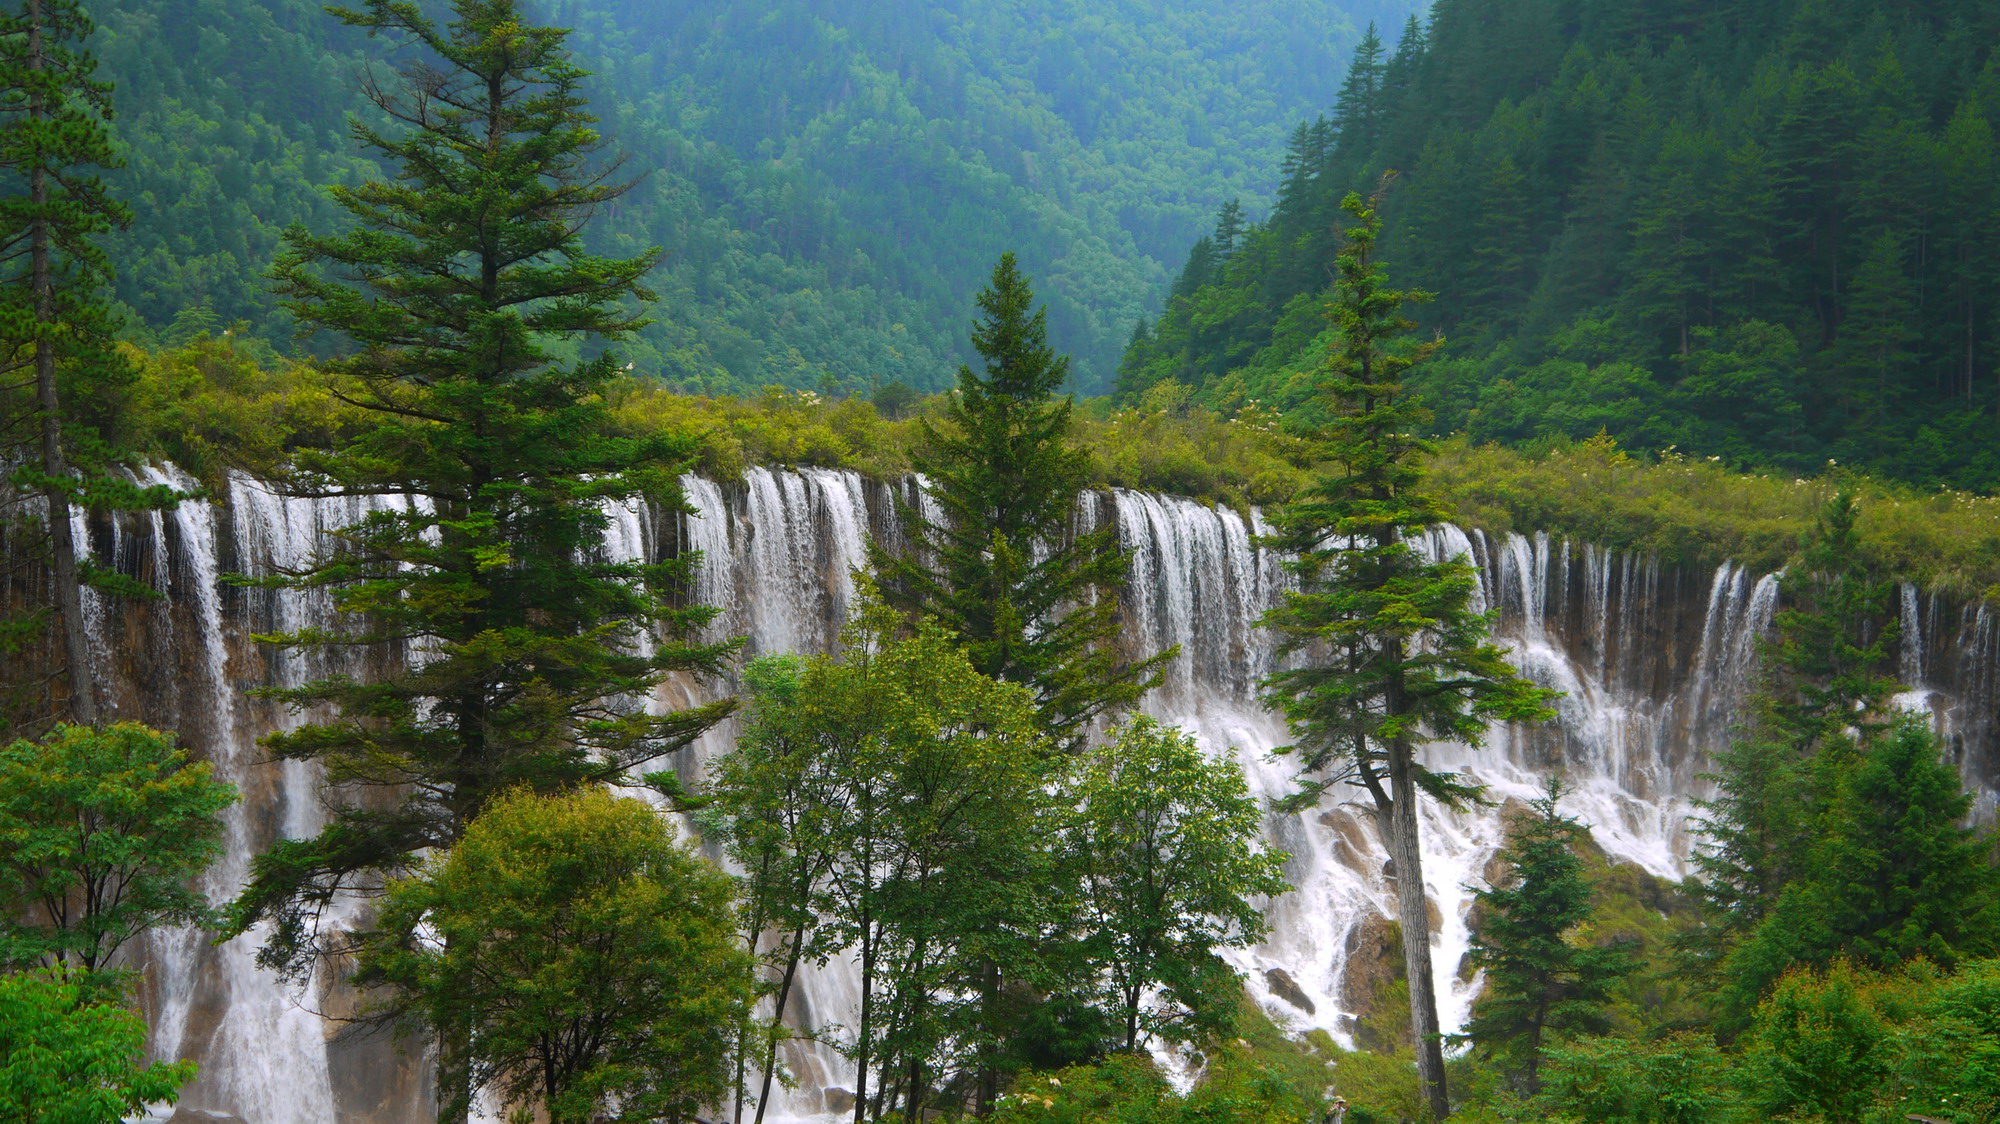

59,466,1997,1124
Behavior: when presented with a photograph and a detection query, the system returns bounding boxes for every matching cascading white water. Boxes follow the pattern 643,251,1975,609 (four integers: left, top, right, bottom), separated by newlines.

52,466,1995,1124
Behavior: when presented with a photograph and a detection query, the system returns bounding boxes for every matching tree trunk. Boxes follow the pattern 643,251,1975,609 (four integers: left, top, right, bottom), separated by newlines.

26,0,96,727
853,916,875,1124
1386,739,1450,1121
752,925,809,1124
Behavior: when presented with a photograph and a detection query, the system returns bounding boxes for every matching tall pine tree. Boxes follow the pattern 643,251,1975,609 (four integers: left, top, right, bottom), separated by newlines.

222,5,736,1116
1259,188,1556,1120
0,0,176,729
874,252,1169,747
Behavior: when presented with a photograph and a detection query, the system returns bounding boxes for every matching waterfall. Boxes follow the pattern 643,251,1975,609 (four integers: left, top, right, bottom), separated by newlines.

40,466,1993,1124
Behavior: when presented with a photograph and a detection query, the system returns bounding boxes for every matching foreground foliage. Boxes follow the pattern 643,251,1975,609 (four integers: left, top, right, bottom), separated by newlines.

224,0,737,988
364,787,753,1124
0,964,196,1123
1258,189,1556,1119
0,722,236,974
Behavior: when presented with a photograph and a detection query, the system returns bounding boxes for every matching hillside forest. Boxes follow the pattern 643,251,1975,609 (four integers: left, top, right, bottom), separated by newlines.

0,2,1998,1124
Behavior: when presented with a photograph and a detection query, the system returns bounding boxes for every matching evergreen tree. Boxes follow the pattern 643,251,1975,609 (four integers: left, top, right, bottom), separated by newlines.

0,0,177,728
221,3,736,1115
874,253,1169,748
1463,779,1632,1094
1831,230,1919,427
1212,199,1246,266
1693,493,1900,949
1258,188,1557,1120
1720,716,2000,1013
1333,24,1387,156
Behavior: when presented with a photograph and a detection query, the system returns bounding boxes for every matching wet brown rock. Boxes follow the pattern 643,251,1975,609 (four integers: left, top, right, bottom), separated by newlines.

1264,967,1316,1014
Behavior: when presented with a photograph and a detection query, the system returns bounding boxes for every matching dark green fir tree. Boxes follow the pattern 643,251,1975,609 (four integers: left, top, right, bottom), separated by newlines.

1463,779,1632,1095
1259,186,1557,1120
222,4,737,1116
873,252,1170,748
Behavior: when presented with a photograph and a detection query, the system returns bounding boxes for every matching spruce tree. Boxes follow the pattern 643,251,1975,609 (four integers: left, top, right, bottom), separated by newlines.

873,252,1169,748
1463,779,1631,1095
1332,24,1387,157
1719,716,2000,1015
222,5,736,1113
1259,188,1557,1120
0,0,176,728
1693,493,1898,940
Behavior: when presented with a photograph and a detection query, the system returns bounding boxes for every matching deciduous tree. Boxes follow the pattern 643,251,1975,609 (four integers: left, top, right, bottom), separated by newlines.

0,722,236,974
363,786,754,1124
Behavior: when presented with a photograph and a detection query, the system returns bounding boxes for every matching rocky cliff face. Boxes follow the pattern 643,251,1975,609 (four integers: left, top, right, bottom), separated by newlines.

10,465,1995,1123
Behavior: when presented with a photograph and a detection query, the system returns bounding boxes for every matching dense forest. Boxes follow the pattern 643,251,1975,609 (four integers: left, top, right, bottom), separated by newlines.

89,0,1409,393
2,2,1999,1124
1122,0,2000,489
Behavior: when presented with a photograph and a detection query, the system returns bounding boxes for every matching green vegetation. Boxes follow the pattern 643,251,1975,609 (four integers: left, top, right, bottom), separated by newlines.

77,0,1408,394
363,786,754,1124
0,722,236,974
1462,782,1634,1094
0,964,197,1122
0,0,181,728
1075,718,1290,1049
221,0,738,1004
874,254,1169,746
1123,0,2000,490
1257,192,1558,1119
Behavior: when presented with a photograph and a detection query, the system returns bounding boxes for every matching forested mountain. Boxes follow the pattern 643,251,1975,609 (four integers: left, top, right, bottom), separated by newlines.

1122,0,2000,489
90,0,1414,393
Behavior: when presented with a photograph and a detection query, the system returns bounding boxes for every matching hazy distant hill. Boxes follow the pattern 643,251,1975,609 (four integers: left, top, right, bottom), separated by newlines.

93,0,1415,392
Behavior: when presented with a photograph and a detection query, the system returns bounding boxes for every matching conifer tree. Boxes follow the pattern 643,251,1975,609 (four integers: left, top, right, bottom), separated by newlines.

1719,716,2000,1016
1463,779,1631,1095
1693,493,1898,938
223,6,737,1113
874,252,1169,748
1259,188,1557,1120
0,0,176,728
1332,24,1387,156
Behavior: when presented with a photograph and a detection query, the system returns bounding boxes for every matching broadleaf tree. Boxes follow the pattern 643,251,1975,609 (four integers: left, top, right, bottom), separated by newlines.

220,2,738,1117
0,963,197,1121
1073,716,1290,1051
1258,186,1558,1120
0,722,237,975
362,786,754,1124
870,251,1174,1113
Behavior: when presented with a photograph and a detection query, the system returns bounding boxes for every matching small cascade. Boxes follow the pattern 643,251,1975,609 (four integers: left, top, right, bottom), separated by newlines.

28,465,1995,1123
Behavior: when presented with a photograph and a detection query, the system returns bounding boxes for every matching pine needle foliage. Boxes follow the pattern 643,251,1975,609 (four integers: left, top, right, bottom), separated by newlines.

224,0,738,983
1258,185,1557,1120
1464,779,1633,1095
875,252,1169,747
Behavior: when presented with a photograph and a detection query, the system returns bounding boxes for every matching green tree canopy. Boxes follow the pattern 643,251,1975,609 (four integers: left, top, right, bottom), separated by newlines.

0,963,197,1123
225,0,737,978
1463,779,1633,1094
363,786,754,1124
875,252,1170,748
0,722,236,975
1073,717,1289,1051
